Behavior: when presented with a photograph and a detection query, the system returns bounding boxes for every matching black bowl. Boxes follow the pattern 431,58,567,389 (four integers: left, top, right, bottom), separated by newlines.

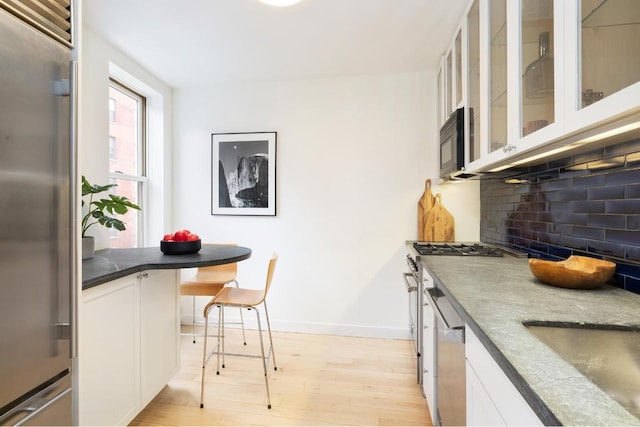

160,239,201,255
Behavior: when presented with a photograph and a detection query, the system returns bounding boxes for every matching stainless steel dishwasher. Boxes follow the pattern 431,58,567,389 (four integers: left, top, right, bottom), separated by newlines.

425,286,466,426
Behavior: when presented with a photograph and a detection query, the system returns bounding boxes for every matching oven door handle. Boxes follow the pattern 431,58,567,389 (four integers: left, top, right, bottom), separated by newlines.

425,288,465,343
402,273,418,293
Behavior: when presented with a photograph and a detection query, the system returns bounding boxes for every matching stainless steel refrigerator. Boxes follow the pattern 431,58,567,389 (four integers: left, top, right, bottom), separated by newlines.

0,6,75,426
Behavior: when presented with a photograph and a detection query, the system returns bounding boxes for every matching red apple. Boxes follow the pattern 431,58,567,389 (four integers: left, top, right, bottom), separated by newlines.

173,229,190,242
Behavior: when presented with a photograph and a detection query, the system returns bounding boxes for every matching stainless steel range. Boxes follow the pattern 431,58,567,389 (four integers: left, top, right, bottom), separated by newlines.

403,241,526,425
404,241,512,363
402,250,421,382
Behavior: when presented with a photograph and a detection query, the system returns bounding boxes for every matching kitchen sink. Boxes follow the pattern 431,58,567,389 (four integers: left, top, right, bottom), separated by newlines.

523,321,640,420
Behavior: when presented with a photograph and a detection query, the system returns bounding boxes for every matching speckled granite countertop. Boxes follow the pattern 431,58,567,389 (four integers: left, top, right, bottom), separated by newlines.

421,255,640,426
82,245,251,290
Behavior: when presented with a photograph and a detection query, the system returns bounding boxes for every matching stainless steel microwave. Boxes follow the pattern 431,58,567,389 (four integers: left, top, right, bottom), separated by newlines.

439,108,464,179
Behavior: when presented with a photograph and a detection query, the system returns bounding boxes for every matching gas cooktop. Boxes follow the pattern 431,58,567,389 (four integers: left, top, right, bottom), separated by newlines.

412,242,504,257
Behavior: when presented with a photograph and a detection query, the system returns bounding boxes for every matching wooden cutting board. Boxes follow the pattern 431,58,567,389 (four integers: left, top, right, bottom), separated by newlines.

424,193,455,242
417,179,435,241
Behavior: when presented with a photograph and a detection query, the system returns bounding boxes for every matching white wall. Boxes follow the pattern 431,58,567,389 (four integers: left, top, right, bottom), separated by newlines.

174,73,480,338
78,27,173,249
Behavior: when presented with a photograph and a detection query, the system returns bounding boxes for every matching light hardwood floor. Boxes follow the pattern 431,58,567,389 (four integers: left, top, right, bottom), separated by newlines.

130,326,432,426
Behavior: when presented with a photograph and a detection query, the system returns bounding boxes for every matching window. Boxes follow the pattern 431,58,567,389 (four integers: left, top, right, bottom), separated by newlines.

108,79,146,248
109,97,116,122
109,136,116,160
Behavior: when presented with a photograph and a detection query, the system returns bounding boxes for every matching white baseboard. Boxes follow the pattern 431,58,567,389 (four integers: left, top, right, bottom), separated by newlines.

180,313,410,340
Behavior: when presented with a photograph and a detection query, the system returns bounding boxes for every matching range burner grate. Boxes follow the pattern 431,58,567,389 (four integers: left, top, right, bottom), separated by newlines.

413,242,504,257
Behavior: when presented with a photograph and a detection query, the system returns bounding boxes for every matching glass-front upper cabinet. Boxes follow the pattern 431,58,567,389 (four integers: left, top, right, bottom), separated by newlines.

437,30,464,131
489,0,508,154
564,0,640,134
463,0,640,174
446,50,453,118
521,0,555,137
455,30,463,108
442,28,464,123
437,66,444,128
580,0,640,109
468,0,481,163
469,0,563,171
466,0,512,171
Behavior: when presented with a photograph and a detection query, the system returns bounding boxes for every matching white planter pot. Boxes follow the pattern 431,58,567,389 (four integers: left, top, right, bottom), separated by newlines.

82,236,95,259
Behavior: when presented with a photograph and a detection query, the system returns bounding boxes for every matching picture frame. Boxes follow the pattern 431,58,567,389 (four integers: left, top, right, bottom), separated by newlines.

211,131,277,216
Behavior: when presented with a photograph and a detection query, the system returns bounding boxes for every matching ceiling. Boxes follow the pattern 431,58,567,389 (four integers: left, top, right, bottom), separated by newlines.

83,0,469,89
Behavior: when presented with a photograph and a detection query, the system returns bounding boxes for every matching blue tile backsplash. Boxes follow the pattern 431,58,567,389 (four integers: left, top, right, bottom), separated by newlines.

480,138,640,294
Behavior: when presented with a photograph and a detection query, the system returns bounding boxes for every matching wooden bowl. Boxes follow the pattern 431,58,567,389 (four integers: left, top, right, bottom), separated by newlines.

529,255,616,289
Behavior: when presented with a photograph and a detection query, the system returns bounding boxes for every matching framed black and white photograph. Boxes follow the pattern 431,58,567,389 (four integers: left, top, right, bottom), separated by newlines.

211,131,277,216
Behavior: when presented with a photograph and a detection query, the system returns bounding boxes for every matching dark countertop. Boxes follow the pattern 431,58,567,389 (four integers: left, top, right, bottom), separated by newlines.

420,255,640,426
82,245,251,290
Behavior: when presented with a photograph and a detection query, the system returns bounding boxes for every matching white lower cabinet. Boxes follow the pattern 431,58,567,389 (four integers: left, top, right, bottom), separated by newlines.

422,299,436,424
80,274,139,426
79,270,179,426
421,269,437,425
140,270,180,407
466,359,507,426
465,326,542,426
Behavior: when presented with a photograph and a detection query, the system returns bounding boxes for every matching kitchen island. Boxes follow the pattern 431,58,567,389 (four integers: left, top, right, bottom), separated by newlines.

421,255,640,426
79,245,251,426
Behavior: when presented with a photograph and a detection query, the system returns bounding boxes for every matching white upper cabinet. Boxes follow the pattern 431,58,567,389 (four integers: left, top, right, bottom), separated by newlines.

502,0,566,164
440,27,465,128
455,30,464,109
481,0,510,167
518,0,559,140
446,50,453,119
438,66,445,128
563,0,640,133
440,0,640,174
468,0,481,164
468,0,566,171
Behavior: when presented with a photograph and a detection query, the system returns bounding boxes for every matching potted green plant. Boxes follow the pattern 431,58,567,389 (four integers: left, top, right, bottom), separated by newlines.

81,175,141,259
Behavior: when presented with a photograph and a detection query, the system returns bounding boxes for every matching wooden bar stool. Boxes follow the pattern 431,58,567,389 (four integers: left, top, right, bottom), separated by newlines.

180,244,246,344
200,253,278,409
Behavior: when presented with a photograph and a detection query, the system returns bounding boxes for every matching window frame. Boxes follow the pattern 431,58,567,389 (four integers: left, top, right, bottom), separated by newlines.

108,78,148,247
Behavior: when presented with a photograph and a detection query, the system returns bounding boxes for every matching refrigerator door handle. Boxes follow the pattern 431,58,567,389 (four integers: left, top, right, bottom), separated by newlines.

69,59,79,360
0,381,70,426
